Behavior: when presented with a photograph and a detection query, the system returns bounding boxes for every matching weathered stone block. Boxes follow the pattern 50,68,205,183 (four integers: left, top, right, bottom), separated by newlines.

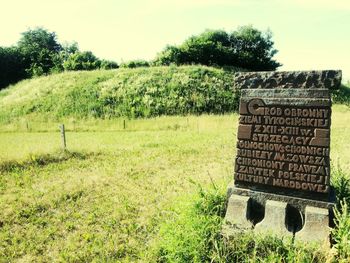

254,200,290,237
224,70,342,244
296,206,330,244
225,194,252,229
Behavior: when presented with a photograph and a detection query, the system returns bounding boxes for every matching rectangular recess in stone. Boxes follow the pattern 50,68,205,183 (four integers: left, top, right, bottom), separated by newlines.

233,70,341,201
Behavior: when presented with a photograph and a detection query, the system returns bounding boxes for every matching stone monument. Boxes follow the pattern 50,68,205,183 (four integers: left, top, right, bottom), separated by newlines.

224,70,342,244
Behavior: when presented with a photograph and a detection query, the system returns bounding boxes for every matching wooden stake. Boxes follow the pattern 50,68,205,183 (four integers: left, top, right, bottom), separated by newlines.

60,124,66,150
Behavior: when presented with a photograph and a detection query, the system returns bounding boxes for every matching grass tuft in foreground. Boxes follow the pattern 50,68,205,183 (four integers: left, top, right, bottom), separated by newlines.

332,166,350,207
152,167,350,262
332,201,350,261
152,180,226,262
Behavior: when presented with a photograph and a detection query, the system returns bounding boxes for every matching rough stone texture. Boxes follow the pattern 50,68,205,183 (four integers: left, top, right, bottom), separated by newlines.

240,97,331,106
234,70,342,90
233,70,343,201
228,184,335,210
224,195,252,229
241,88,330,99
296,206,330,245
224,187,333,243
254,200,290,237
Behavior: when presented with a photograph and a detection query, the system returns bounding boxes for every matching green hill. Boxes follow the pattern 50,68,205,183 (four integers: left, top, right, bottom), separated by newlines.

1,66,349,125
0,66,239,123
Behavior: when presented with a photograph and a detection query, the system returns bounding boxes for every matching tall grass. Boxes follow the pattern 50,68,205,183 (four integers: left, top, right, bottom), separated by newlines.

152,165,350,262
333,202,350,261
151,181,330,262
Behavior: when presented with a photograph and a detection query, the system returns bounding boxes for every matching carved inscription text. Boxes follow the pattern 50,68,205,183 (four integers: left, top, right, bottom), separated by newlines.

234,98,330,195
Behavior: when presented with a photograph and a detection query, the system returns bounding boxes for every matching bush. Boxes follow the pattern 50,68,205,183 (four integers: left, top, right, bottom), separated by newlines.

63,51,101,71
100,60,119,69
120,60,150,68
332,84,350,106
63,52,118,71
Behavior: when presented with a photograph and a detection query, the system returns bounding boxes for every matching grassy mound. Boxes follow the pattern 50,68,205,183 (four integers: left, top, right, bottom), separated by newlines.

1,66,349,125
0,66,239,123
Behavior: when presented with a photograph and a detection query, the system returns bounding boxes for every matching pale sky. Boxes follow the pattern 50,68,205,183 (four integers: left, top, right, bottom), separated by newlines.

1,0,350,81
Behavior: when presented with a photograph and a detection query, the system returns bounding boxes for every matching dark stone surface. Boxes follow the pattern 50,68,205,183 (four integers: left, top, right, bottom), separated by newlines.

234,70,342,90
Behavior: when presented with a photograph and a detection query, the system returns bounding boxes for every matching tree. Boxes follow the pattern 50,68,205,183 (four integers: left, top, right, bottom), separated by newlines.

0,47,27,90
154,26,281,71
153,45,182,66
230,26,280,71
0,28,119,89
177,30,234,66
62,41,79,56
63,51,101,71
17,27,62,76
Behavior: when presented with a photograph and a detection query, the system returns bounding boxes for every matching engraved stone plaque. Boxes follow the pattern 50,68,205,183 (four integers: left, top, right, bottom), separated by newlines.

224,70,342,243
233,70,341,201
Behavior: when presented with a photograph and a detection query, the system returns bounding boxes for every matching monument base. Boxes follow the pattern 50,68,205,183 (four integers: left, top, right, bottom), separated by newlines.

224,182,334,245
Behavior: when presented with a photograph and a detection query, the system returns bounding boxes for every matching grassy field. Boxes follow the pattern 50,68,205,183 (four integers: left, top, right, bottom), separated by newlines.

0,115,235,262
0,104,350,262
